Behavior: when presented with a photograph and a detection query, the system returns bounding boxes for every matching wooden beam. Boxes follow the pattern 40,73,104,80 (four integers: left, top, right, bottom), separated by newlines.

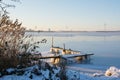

31,53,94,60
63,54,94,58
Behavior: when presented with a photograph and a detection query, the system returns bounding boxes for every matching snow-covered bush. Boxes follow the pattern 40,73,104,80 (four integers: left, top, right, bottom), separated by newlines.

0,63,63,80
0,13,26,71
105,66,120,77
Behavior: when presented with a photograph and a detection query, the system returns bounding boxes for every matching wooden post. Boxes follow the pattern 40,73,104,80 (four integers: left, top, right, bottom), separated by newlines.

52,37,54,48
63,43,65,50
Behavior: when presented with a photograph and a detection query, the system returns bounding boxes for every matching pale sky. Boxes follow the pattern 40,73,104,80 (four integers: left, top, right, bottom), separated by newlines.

7,0,120,31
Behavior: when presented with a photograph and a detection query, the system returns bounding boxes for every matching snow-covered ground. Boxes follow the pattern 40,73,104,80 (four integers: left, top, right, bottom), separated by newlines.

66,63,120,79
0,64,61,80
67,67,120,80
0,64,120,80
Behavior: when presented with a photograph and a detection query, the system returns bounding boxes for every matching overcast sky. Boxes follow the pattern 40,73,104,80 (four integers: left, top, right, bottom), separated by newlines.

7,0,120,31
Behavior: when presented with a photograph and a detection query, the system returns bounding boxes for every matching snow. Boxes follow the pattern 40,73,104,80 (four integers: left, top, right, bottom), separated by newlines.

1,59,120,80
105,66,120,77
66,69,120,80
66,64,120,80
6,68,15,73
41,69,49,79
0,64,61,80
67,66,103,74
1,65,120,80
0,75,29,80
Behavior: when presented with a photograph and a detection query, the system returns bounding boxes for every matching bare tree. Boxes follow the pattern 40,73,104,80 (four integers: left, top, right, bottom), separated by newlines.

0,0,19,13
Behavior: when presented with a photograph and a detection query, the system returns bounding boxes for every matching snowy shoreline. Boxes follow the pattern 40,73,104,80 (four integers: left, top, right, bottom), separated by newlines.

0,63,120,80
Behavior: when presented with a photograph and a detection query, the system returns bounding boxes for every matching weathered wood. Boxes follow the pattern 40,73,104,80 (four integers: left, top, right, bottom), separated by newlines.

35,55,60,59
64,54,94,58
30,53,94,65
31,53,93,60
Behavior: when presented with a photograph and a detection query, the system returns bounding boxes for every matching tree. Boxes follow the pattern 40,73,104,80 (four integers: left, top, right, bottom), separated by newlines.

0,0,20,14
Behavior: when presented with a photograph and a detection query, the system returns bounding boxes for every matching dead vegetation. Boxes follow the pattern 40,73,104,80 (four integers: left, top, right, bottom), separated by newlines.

0,13,25,70
0,13,44,71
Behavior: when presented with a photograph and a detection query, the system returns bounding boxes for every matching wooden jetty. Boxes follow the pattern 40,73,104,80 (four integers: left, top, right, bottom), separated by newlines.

31,53,94,65
32,53,93,60
31,45,94,65
31,38,94,65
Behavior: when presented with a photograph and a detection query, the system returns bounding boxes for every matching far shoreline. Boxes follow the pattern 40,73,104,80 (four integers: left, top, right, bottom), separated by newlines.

25,30,120,33
25,30,120,37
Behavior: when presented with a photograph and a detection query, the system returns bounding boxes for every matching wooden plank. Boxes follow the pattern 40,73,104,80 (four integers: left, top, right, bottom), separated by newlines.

63,54,94,58
34,55,60,59
31,53,94,60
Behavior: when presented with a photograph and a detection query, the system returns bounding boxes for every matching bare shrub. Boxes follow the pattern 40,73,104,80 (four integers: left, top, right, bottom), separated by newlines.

0,0,45,73
0,12,44,72
0,13,25,71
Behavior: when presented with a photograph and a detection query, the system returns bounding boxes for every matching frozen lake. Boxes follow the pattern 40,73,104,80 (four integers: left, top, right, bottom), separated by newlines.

25,31,120,68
